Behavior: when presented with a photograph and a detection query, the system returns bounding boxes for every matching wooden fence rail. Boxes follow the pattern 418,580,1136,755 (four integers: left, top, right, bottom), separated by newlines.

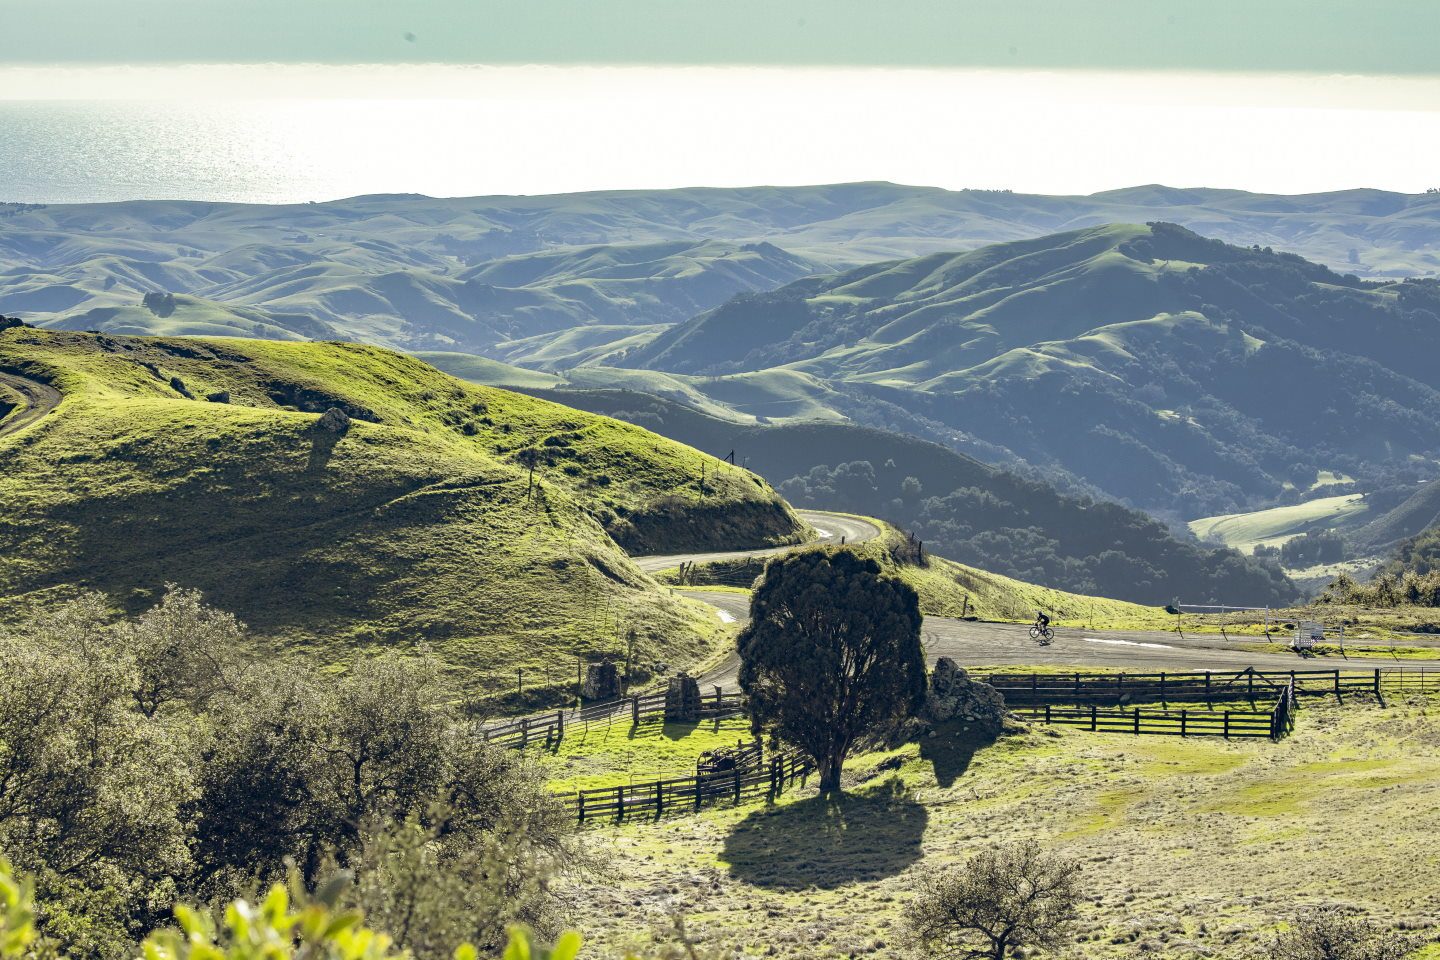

559,752,812,824
975,668,1437,707
483,688,747,750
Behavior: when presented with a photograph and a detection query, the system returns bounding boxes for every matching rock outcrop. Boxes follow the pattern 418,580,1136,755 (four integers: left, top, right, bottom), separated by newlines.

922,657,1007,734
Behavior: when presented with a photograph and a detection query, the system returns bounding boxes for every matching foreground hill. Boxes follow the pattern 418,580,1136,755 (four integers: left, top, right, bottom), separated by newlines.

625,223,1440,516
481,384,1296,608
0,330,805,689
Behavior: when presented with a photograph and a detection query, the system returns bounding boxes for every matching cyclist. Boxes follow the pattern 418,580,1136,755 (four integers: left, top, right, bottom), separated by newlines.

1029,611,1054,644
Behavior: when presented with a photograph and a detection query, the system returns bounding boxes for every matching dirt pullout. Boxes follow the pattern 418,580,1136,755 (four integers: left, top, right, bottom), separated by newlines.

0,370,62,439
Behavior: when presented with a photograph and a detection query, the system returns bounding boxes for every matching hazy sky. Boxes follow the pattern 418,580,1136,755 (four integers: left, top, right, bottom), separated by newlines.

2,2,1437,200
4,0,1439,73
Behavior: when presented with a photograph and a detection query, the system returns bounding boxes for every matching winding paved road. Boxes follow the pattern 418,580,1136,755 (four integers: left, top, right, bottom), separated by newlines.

0,370,61,439
637,509,1394,688
633,510,881,574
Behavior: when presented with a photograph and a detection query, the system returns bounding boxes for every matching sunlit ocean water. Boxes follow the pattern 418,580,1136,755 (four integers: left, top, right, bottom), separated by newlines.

3,65,1439,205
0,100,524,204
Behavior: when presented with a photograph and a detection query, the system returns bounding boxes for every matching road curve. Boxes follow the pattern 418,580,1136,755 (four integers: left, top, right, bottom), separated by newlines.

682,591,1378,691
632,510,881,574
0,370,61,440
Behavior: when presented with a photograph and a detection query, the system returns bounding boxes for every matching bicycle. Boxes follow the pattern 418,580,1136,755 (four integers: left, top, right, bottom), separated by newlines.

1029,623,1054,645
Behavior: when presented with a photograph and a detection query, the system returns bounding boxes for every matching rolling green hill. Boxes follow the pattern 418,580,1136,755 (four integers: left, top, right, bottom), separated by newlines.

0,329,806,690
6,183,1440,361
471,385,1297,608
625,223,1440,517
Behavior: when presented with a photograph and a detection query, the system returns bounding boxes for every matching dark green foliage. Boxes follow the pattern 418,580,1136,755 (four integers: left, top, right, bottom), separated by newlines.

738,549,926,793
0,589,578,960
525,383,1297,606
1280,531,1346,568
1322,524,1440,608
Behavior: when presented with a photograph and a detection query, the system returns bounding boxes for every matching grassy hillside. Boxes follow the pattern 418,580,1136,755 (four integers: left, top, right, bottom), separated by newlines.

1190,494,1370,553
662,521,1172,629
565,700,1440,959
0,329,805,690
519,387,1295,608
624,223,1440,517
6,184,1440,356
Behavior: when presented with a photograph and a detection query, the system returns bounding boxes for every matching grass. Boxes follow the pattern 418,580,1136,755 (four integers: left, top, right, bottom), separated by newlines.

533,716,756,793
1188,493,1370,553
0,330,806,692
559,697,1440,958
1234,642,1440,661
660,520,1175,630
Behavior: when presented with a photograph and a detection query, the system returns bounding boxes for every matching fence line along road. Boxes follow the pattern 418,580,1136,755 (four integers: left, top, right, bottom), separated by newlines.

973,667,1437,707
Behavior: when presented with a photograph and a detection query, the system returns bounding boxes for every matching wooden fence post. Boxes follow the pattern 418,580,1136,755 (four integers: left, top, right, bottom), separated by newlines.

520,716,530,748
631,695,640,726
733,767,742,804
1180,709,1187,738
578,792,586,824
1044,703,1052,725
1160,671,1167,703
556,710,564,739
617,785,626,821
694,774,703,811
1133,708,1140,735
1090,703,1098,731
1223,713,1231,739
1205,671,1211,702
1374,668,1382,698
656,784,664,819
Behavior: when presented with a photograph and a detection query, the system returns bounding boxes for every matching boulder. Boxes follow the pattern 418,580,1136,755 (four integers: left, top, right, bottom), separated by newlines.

169,376,195,399
316,407,351,433
206,390,230,404
665,672,702,721
581,661,621,701
923,658,1006,733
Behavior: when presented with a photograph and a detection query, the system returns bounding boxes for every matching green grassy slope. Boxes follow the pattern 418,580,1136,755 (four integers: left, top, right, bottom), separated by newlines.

624,223,1440,517
516,387,1295,607
1189,494,1371,553
664,521,1172,629
0,329,805,690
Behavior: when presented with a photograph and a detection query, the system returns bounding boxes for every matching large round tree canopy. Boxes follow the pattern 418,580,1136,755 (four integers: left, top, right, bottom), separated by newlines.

738,548,926,792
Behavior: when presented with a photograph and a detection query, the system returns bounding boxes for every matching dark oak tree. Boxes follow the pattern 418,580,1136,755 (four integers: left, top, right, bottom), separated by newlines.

737,548,925,793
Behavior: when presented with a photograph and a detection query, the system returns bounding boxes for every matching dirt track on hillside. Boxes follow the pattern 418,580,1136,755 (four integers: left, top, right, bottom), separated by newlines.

0,369,61,439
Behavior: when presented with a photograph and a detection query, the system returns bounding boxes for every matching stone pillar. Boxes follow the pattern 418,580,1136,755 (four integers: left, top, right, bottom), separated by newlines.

581,661,621,701
665,671,702,721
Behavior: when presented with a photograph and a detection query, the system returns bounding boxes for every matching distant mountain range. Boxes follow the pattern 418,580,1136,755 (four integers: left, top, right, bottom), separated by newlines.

5,182,1440,358
7,184,1440,550
621,223,1440,518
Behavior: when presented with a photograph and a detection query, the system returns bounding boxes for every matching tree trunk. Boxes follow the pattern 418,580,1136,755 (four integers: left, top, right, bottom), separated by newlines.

818,753,844,793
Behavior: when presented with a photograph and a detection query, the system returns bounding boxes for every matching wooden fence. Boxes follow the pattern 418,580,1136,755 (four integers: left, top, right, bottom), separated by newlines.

482,688,747,750
559,750,812,824
1009,677,1299,740
973,667,1438,708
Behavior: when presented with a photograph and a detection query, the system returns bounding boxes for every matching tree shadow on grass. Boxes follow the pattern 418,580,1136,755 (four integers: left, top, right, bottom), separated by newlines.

920,720,998,788
722,777,926,890
307,428,342,472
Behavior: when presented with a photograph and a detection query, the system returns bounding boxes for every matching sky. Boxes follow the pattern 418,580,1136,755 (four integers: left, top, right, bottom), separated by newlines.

4,0,1439,73
1,1,1438,200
